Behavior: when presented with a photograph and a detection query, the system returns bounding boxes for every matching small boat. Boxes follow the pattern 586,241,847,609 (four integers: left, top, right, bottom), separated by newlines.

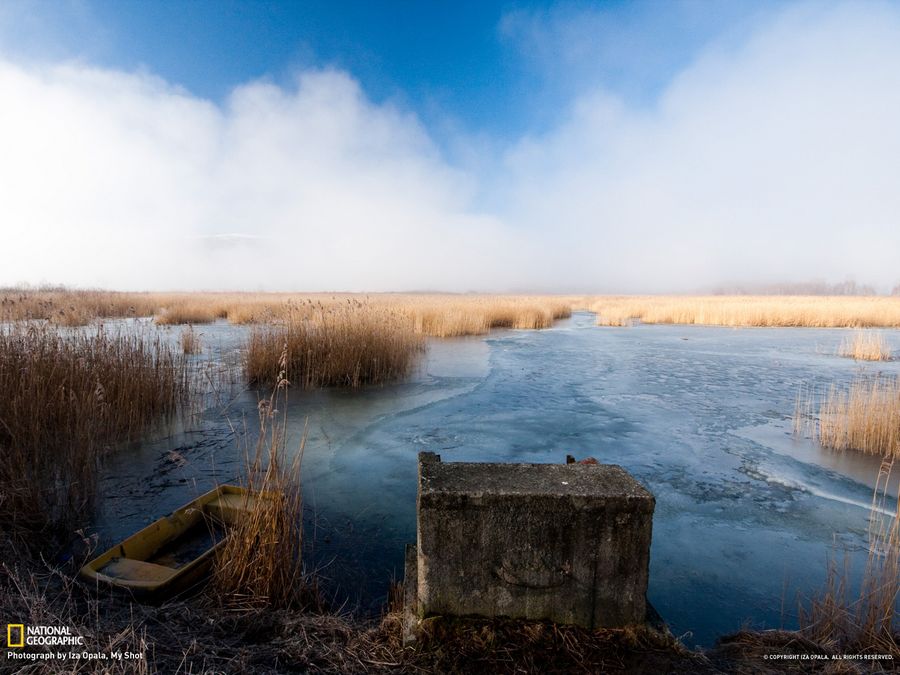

80,485,261,599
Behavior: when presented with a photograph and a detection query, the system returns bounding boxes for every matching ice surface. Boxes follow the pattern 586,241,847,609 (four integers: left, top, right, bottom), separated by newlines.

93,313,900,646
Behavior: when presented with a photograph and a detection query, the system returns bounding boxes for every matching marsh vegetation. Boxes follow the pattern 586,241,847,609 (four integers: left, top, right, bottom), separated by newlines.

0,290,577,538
0,287,577,337
0,324,190,534
244,301,425,388
839,331,893,361
3,290,900,671
796,376,900,459
212,372,306,610
592,295,900,328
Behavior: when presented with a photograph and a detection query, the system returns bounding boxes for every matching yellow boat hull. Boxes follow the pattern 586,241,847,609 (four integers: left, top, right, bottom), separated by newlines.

80,485,261,599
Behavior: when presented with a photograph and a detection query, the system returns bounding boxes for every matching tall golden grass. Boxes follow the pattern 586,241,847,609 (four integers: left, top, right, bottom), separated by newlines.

403,296,573,337
154,299,227,325
245,301,425,388
192,293,575,336
0,288,158,325
0,325,190,532
839,331,893,361
817,377,900,458
213,364,305,609
13,288,900,331
796,374,900,458
593,295,900,328
2,288,577,336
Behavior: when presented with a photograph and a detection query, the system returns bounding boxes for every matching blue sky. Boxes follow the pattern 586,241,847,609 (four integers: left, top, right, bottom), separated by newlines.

1,1,900,292
3,1,778,140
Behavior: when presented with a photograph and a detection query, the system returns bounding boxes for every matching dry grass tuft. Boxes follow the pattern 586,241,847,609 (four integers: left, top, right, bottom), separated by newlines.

710,629,850,673
839,331,893,361
180,325,202,354
802,377,900,459
0,325,190,533
597,316,632,327
593,295,900,328
213,365,305,609
245,301,425,388
397,614,713,674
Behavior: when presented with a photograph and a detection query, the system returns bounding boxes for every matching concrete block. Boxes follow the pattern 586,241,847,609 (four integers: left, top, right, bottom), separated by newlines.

402,543,418,646
415,452,654,629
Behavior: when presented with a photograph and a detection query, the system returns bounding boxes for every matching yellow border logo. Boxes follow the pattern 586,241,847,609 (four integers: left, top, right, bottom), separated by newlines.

7,624,24,648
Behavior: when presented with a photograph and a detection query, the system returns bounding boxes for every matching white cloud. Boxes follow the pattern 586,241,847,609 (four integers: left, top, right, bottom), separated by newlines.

0,63,521,290
497,1,900,292
1,2,900,292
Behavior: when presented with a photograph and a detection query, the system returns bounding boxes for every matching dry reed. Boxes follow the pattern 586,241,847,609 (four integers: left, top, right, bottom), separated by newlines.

596,316,632,327
593,295,900,328
245,301,425,388
0,324,190,533
799,461,900,657
213,362,305,609
404,296,572,336
225,302,278,325
154,300,222,325
180,325,202,354
2,288,577,337
0,287,158,325
839,331,893,361
805,377,900,459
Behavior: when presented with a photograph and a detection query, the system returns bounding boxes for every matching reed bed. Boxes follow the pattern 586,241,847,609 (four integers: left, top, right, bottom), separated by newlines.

413,306,490,336
217,294,575,336
0,288,159,325
213,368,305,609
14,288,900,331
402,296,573,337
224,301,283,325
245,301,425,388
0,324,190,532
592,295,900,328
154,300,224,325
839,330,893,361
795,375,900,458
817,377,900,458
2,288,577,336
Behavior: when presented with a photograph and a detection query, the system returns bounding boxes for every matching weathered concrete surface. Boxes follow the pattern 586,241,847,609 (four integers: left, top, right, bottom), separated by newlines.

416,452,654,629
402,544,418,646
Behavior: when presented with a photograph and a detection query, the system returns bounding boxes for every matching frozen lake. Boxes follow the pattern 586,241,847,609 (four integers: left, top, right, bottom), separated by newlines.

93,312,900,647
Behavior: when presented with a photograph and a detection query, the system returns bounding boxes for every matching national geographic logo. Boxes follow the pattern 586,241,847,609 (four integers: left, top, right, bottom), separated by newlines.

4,624,83,647
6,624,24,648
